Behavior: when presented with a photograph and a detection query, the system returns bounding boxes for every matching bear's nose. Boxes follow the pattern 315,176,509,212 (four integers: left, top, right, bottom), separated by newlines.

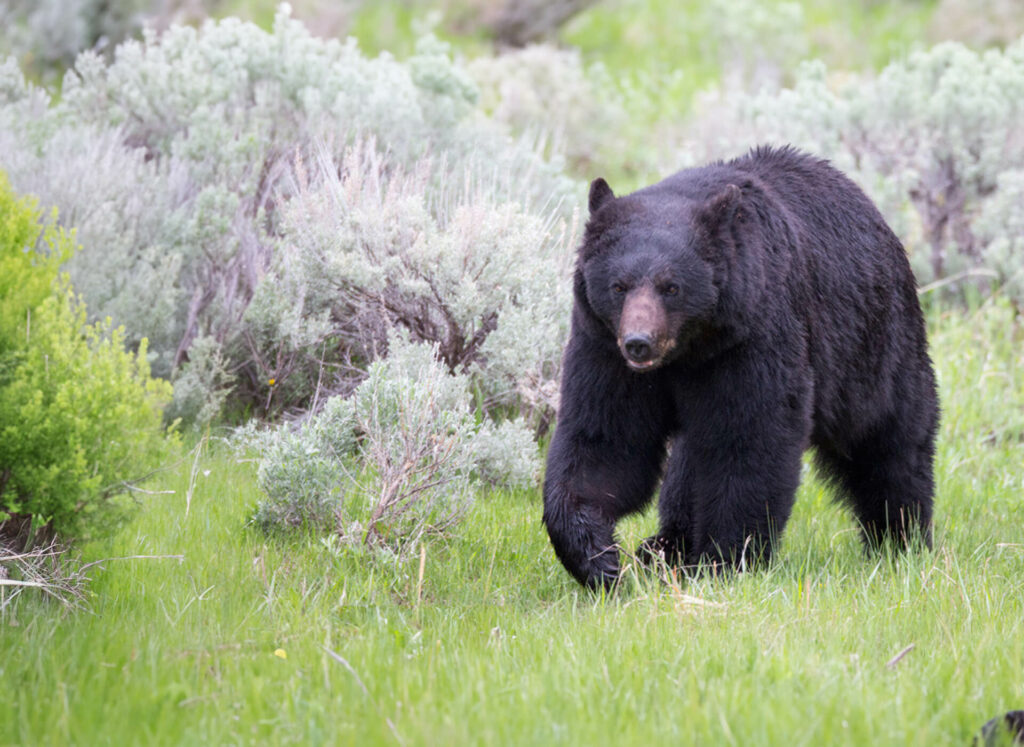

623,333,653,362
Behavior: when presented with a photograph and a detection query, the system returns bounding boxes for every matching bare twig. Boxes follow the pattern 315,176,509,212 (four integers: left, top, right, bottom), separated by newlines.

324,646,370,696
917,268,999,295
119,484,176,495
78,554,185,573
0,579,53,588
1,541,186,614
324,646,405,745
886,643,916,669
416,543,426,607
184,433,208,519
99,456,188,498
1,539,87,611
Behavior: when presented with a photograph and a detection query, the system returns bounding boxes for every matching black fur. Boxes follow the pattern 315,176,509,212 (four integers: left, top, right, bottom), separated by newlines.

542,146,939,589
976,711,1024,746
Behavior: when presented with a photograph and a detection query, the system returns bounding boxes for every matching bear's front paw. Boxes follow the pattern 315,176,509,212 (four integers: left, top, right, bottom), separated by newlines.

635,535,685,568
543,499,622,590
586,546,621,590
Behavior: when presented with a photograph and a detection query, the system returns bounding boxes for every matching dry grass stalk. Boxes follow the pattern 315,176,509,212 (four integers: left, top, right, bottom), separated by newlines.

0,539,87,612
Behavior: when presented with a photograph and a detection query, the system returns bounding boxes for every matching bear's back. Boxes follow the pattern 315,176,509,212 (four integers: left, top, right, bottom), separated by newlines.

733,147,930,444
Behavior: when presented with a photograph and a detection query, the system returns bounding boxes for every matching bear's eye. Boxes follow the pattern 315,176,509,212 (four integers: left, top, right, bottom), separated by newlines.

612,282,627,295
663,283,679,296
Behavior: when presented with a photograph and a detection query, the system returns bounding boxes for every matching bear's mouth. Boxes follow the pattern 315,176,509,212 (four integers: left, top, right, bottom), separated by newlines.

626,357,659,371
618,333,674,372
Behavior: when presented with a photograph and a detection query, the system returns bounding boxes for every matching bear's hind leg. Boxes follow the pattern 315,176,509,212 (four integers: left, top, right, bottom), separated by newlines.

817,416,936,551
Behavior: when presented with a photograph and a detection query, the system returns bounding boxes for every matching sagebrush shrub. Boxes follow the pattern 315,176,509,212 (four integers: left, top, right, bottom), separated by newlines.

468,45,630,174
0,175,174,543
696,0,806,91
241,333,539,551
163,335,236,429
929,0,1024,47
0,6,575,424
683,39,1024,302
249,142,575,422
0,0,145,80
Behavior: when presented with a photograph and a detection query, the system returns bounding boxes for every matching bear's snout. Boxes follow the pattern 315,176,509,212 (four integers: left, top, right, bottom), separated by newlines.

623,333,653,363
617,285,670,370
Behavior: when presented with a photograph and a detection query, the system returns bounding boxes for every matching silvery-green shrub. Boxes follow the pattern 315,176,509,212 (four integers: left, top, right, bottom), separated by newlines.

248,140,575,423
683,39,1024,302
241,333,539,549
975,169,1024,302
696,0,806,91
468,45,630,175
0,6,575,425
0,0,145,80
164,335,236,429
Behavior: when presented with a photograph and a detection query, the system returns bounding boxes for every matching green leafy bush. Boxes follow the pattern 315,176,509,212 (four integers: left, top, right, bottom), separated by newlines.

0,180,66,350
0,174,174,543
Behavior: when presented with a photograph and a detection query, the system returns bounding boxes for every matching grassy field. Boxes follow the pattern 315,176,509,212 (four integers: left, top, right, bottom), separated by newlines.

3,2,1023,744
2,300,1022,745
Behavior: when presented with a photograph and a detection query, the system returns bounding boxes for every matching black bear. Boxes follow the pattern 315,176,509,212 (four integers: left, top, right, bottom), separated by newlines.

542,146,939,589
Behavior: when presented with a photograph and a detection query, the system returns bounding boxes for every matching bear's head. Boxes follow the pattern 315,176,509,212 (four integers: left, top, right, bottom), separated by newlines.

578,175,758,372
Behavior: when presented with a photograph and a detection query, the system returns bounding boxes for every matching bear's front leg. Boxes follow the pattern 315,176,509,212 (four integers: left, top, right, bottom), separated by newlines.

543,439,668,589
542,332,672,589
541,479,620,589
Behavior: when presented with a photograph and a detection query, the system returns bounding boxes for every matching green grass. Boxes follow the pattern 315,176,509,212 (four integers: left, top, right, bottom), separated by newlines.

3,301,1023,745
564,0,937,94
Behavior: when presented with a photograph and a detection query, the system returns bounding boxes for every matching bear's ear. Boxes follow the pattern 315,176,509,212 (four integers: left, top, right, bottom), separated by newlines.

588,178,615,215
697,183,742,233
